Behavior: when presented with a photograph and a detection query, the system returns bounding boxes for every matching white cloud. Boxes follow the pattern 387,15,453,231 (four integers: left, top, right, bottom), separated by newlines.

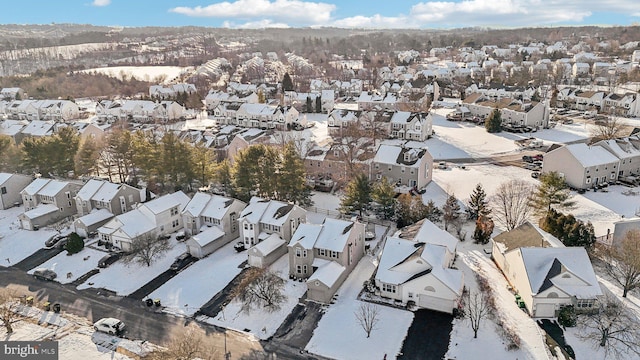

170,0,335,25
333,15,416,29
222,19,291,29
92,0,111,6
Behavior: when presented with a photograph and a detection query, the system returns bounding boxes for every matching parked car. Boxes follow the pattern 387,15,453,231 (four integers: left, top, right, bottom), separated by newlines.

170,253,194,272
531,172,540,179
44,234,67,249
438,162,447,169
234,241,246,252
33,268,57,281
93,318,125,335
522,155,534,163
532,154,544,161
98,252,122,268
365,231,376,241
175,231,186,241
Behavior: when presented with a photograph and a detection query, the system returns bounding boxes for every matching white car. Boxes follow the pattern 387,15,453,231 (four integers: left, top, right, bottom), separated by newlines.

93,318,125,335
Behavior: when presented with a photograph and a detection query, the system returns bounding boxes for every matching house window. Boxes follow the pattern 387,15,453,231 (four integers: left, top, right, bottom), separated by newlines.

296,265,302,274
577,299,595,308
318,248,326,256
244,223,248,230
382,283,396,293
586,177,591,184
2,186,7,194
172,219,179,228
303,265,308,273
170,207,179,216
408,292,414,298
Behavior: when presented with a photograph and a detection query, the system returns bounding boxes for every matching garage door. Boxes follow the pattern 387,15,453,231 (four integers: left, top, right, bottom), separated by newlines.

248,255,263,268
535,303,556,318
418,294,454,314
21,218,32,230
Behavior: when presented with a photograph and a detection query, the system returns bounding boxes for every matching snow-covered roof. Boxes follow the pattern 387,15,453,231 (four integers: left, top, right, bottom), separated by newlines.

373,144,426,167
110,208,155,238
413,218,458,254
251,233,286,256
92,182,121,203
38,180,69,197
376,237,463,294
183,192,240,219
22,203,58,219
76,179,105,201
520,247,602,299
240,197,298,226
75,208,114,227
191,226,225,247
289,218,355,252
143,191,189,214
595,139,640,160
561,143,620,167
308,261,345,288
22,178,51,195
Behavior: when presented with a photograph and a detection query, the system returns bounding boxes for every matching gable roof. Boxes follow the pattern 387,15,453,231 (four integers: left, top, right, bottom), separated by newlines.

493,221,563,253
376,237,463,294
556,143,620,167
520,247,602,299
289,218,356,252
239,197,300,226
414,218,458,254
143,191,189,215
308,261,346,288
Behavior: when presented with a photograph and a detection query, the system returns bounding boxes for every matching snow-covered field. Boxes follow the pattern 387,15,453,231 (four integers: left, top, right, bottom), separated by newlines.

80,66,190,84
203,255,307,339
305,255,414,360
27,246,106,284
0,206,57,266
148,239,246,316
76,239,187,296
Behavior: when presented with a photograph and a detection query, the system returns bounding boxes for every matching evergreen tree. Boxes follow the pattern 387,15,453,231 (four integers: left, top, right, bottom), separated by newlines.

395,194,434,228
467,183,490,220
340,173,372,217
279,142,312,206
213,159,233,197
64,233,84,255
485,108,502,133
232,145,277,202
282,72,294,92
442,194,461,230
540,209,596,248
305,96,313,113
473,215,495,244
529,171,575,217
191,142,216,187
371,177,396,220
424,199,443,223
0,135,21,172
74,136,101,178
315,96,322,113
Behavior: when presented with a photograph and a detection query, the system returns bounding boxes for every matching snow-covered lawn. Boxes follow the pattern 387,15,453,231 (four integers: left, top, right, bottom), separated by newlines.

80,66,190,83
305,256,414,360
203,255,307,339
451,239,550,360
147,239,246,316
27,247,106,284
0,207,57,267
76,239,187,296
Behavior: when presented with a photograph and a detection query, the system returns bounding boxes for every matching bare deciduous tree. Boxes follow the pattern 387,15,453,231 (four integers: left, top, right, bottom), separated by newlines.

147,323,220,360
355,302,381,338
577,295,640,359
591,116,627,140
491,180,535,231
601,230,640,298
0,288,29,334
123,234,171,267
232,267,286,313
464,291,493,339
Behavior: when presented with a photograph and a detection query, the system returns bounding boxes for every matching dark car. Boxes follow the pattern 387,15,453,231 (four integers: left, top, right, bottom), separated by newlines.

33,268,57,281
522,155,534,163
234,241,246,252
98,252,122,268
170,253,194,272
44,234,67,249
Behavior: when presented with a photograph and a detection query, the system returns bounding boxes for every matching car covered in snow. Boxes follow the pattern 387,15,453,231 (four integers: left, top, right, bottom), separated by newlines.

93,318,125,335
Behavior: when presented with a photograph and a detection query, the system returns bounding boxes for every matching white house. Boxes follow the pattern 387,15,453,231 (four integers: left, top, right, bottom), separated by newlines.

492,222,602,317
98,191,189,252
371,144,433,192
375,237,464,313
389,111,433,141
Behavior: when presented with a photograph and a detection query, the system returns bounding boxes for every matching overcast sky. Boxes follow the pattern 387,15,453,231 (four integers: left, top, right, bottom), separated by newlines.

2,0,639,29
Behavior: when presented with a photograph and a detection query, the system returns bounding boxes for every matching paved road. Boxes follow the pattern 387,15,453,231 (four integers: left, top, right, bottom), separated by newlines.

13,247,64,271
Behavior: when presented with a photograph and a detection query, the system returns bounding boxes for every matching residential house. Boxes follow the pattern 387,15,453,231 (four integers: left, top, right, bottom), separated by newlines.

238,197,306,249
357,91,397,111
389,111,433,141
491,222,602,317
0,119,27,144
75,179,142,217
0,173,32,209
288,218,366,303
247,233,288,267
463,93,549,128
593,138,640,179
542,143,620,189
0,87,25,101
98,191,190,252
18,178,82,230
235,103,303,130
371,144,433,191
182,192,246,258
375,237,463,313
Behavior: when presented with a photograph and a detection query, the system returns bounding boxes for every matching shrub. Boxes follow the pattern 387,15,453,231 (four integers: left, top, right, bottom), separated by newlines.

65,232,84,255
558,306,576,328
